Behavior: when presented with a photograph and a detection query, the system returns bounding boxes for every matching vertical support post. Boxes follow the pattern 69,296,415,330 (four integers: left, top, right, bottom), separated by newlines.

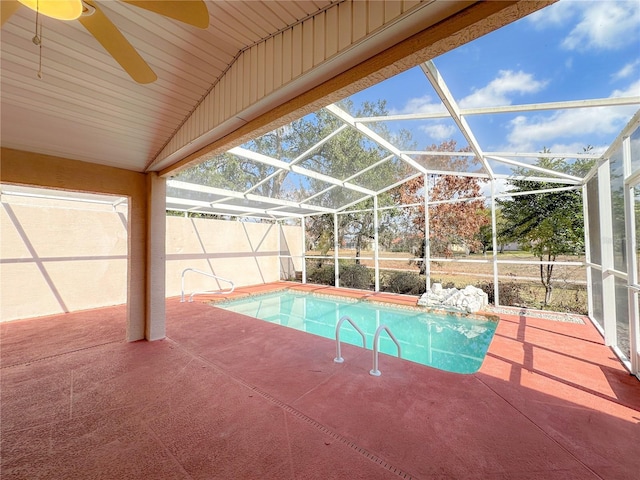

622,136,639,375
374,195,380,292
334,212,339,288
146,172,166,341
424,174,431,291
582,182,594,318
276,220,281,280
598,160,617,346
490,178,500,306
301,216,306,284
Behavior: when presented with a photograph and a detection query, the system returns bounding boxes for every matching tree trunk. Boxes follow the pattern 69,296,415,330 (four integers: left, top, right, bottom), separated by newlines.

539,254,554,306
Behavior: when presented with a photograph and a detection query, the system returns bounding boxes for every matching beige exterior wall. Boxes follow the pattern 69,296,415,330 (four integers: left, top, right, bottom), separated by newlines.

0,195,303,321
280,224,304,280
0,196,129,321
1,148,150,340
166,217,302,298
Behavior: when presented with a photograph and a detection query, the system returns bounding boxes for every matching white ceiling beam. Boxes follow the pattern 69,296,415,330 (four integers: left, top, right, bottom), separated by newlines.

495,185,581,199
243,193,328,213
355,96,640,123
325,103,431,176
300,184,339,203
487,155,583,182
402,150,476,157
420,169,490,179
296,154,402,206
376,171,423,197
461,96,640,115
493,173,581,185
291,124,349,164
166,197,303,218
167,179,334,214
228,146,376,196
244,124,349,195
484,151,601,159
341,154,395,183
228,147,290,170
420,60,493,178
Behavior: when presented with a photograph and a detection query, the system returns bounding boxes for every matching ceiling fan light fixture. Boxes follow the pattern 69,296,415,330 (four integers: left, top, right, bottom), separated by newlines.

18,0,83,21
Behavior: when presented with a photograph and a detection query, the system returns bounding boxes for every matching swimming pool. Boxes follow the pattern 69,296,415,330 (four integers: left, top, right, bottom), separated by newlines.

217,290,497,374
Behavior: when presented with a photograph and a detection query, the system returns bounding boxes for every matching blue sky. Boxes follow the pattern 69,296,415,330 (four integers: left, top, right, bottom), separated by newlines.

345,0,640,161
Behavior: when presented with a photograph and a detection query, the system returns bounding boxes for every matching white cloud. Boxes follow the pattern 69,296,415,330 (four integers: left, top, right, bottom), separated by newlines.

526,0,578,28
392,71,547,115
611,60,640,81
611,79,640,97
562,1,640,51
526,1,639,52
390,94,445,115
419,124,456,140
501,78,639,152
506,109,623,152
500,79,637,151
459,70,547,108
480,177,510,199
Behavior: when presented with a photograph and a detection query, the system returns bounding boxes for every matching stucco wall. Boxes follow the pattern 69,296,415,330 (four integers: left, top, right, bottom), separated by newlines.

280,224,304,280
166,217,302,298
1,196,129,321
1,198,303,321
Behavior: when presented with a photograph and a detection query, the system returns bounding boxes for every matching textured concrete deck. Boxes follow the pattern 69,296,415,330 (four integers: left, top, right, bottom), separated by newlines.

2,282,639,479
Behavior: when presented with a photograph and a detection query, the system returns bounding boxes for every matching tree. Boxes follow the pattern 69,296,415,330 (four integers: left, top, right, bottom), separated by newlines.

477,208,511,254
175,99,414,267
303,99,412,263
498,148,594,306
394,140,490,272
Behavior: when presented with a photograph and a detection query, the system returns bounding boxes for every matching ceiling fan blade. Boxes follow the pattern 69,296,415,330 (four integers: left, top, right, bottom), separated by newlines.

122,1,209,29
1,0,21,27
78,1,157,84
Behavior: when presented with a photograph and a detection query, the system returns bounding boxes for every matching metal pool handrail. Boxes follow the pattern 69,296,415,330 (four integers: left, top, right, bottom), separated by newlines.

180,268,235,302
334,315,367,363
370,325,401,377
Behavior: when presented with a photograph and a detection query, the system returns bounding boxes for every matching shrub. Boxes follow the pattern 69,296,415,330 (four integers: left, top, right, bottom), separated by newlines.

339,264,372,290
307,264,335,286
479,281,524,306
385,271,426,295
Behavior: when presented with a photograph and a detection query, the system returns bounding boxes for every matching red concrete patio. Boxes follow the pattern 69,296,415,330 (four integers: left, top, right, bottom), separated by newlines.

2,282,639,479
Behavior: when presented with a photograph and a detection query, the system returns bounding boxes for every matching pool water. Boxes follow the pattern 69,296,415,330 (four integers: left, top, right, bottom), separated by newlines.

217,290,497,374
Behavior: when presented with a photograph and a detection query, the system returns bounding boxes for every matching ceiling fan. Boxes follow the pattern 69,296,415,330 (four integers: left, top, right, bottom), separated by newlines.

0,0,210,83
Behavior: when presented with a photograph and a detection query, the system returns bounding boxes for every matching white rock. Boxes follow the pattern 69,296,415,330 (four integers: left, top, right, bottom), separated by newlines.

417,284,488,313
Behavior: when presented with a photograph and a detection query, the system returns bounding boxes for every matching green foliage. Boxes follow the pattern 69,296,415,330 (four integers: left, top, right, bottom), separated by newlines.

384,271,426,295
499,186,585,258
306,264,335,286
339,263,372,289
304,100,413,259
497,148,595,305
306,263,372,289
498,149,595,258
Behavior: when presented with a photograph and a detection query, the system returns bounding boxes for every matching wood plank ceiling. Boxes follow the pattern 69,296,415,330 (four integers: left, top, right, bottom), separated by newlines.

1,0,341,171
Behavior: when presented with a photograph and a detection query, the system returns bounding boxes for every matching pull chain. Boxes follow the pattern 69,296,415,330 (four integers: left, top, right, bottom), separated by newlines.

32,0,43,79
